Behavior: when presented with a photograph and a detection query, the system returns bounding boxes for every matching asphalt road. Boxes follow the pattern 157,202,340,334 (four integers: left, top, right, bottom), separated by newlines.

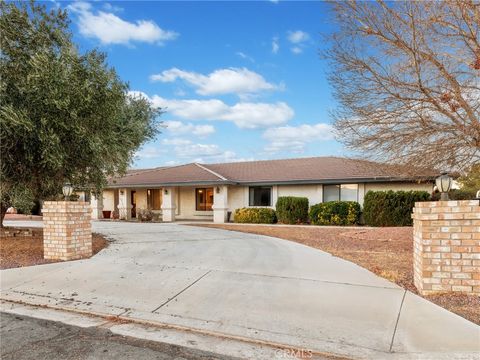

0,312,236,360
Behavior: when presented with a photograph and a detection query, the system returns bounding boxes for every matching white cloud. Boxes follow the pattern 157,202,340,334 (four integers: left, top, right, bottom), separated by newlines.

150,67,279,96
164,121,215,137
138,93,294,129
263,123,334,153
159,137,254,164
102,3,123,12
291,46,303,54
236,51,254,62
69,2,178,45
134,146,164,159
272,37,279,54
175,142,222,158
162,138,192,146
287,30,309,44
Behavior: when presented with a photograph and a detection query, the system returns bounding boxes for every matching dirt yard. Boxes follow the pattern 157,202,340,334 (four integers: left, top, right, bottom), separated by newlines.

0,227,109,269
194,224,480,325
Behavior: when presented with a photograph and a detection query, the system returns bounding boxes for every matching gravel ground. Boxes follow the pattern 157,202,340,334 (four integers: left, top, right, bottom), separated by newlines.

192,224,480,325
0,228,109,269
0,312,236,360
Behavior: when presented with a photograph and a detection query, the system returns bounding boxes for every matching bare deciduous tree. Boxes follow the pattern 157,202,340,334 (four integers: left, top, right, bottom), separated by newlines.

325,0,480,172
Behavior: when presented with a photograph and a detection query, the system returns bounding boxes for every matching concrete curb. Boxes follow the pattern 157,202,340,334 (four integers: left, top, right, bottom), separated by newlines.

0,300,350,360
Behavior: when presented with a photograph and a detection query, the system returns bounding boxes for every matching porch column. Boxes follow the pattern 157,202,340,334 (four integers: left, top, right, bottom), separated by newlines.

213,185,229,223
90,193,103,220
161,187,176,222
118,188,132,220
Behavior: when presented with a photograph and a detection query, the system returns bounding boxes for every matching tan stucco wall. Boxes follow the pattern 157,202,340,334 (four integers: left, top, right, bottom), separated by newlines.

134,189,148,210
176,186,213,220
102,190,115,211
228,185,247,210
277,184,323,207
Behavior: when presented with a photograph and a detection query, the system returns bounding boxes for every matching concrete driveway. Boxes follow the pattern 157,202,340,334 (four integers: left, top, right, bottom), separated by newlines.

1,221,479,359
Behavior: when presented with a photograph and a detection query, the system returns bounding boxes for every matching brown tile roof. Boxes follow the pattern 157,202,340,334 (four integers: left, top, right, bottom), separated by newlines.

205,157,436,183
108,156,437,187
109,163,224,187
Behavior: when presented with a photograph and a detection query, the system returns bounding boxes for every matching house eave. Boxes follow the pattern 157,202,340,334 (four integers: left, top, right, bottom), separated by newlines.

105,180,234,189
105,176,435,189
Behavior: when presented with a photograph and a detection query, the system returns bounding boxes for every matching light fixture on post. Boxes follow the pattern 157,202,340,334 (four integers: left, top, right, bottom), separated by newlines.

435,173,452,201
62,182,73,201
216,187,220,194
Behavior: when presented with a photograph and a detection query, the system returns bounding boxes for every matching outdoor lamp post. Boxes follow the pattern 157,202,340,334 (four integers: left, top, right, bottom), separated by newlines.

435,173,452,201
62,182,73,201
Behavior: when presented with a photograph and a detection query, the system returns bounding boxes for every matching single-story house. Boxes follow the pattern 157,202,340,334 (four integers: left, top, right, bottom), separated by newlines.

83,156,437,223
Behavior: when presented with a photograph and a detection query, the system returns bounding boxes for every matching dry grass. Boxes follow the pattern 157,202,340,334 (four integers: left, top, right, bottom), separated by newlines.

0,227,109,269
193,224,480,325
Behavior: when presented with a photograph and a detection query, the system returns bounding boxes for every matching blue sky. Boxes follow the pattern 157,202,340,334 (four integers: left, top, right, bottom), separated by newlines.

56,1,345,168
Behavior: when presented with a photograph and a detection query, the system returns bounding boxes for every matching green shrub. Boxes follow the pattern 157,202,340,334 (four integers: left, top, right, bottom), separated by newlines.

276,196,309,224
137,208,154,222
234,207,277,224
363,190,430,227
309,201,361,226
431,189,477,201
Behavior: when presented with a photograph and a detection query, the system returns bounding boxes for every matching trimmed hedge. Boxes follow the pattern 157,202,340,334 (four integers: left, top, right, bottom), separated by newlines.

363,190,430,227
276,196,309,224
234,207,277,224
309,201,361,226
431,189,477,201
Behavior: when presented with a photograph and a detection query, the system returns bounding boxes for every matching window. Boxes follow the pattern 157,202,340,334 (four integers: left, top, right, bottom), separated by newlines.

249,186,272,206
196,188,214,211
323,184,358,202
340,184,358,202
323,185,340,202
147,189,162,210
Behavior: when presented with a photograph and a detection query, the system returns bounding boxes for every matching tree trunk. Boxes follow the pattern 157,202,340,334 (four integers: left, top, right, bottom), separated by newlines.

0,203,7,228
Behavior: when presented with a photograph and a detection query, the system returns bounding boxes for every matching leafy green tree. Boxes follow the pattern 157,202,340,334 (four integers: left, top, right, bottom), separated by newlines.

0,1,160,226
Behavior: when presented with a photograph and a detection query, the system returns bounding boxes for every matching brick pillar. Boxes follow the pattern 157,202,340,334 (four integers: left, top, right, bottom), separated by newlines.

42,201,92,261
412,200,480,295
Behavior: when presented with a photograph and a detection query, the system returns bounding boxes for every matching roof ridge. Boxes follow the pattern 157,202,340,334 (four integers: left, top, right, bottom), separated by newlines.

194,163,228,181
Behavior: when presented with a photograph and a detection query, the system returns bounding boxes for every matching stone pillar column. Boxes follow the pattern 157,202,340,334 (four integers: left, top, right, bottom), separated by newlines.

161,187,176,222
213,185,229,223
90,193,103,220
118,188,132,220
412,200,480,296
42,201,92,260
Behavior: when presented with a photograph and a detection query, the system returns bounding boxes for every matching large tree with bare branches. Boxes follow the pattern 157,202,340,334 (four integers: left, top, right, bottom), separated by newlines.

325,0,479,172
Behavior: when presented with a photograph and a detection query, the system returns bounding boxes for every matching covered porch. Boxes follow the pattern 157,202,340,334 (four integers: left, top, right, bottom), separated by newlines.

91,185,230,223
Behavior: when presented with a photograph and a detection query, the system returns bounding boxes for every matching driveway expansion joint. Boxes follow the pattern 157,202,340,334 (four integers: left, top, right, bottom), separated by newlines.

151,270,212,313
389,289,407,352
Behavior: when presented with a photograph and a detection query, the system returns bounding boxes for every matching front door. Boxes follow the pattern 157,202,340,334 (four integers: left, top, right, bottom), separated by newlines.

131,190,137,218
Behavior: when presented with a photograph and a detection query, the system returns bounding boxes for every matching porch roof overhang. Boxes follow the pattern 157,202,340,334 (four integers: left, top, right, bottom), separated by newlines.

105,175,434,189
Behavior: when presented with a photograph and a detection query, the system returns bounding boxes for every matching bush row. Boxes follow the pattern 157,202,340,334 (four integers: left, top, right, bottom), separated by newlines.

234,190,439,226
234,207,277,224
309,201,361,226
431,189,477,201
275,196,309,224
234,196,362,225
363,190,430,226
